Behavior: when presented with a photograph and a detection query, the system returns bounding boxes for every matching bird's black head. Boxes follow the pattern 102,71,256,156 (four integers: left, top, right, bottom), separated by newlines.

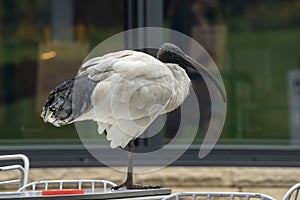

157,43,227,102
157,43,195,71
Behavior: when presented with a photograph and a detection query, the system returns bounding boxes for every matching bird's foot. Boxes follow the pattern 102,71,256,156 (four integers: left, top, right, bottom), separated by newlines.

112,182,161,190
127,184,161,190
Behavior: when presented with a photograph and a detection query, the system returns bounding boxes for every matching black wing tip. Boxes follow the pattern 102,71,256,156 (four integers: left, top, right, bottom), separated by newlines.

40,78,76,127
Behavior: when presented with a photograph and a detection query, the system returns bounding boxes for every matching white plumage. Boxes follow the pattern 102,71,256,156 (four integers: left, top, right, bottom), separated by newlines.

76,50,191,148
41,47,191,149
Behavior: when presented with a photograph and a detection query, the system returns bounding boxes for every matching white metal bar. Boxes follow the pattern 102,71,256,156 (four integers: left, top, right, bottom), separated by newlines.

104,182,107,191
0,180,20,186
207,193,211,200
191,193,196,200
92,182,95,191
59,181,62,190
0,154,29,189
283,183,300,200
18,180,117,192
78,181,82,190
294,189,299,200
162,192,276,200
0,165,25,188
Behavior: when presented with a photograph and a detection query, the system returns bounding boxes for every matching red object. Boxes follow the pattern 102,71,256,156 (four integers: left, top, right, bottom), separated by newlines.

42,189,85,196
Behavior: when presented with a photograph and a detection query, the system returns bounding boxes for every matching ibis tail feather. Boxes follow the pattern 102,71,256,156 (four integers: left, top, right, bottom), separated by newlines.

41,74,97,127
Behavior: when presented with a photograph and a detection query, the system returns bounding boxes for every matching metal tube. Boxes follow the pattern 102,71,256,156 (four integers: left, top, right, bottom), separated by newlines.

0,154,29,188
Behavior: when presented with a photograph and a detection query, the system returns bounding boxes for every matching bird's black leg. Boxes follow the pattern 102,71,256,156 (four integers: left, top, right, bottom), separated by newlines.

112,140,161,190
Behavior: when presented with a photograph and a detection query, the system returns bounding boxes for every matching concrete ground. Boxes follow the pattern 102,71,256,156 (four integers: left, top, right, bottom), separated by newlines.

1,166,299,199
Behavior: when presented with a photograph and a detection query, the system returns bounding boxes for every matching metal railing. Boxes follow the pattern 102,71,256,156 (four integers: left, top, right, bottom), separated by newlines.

283,183,300,200
18,179,117,192
162,192,276,200
0,154,29,189
1,154,300,200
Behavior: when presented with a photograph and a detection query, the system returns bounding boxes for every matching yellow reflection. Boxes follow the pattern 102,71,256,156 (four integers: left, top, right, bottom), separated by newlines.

40,51,56,60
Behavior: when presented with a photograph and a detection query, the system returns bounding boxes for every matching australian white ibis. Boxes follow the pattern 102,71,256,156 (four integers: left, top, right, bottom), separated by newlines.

41,43,226,189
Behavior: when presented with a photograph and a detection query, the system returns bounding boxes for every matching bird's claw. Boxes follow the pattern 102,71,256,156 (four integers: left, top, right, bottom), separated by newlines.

112,183,161,190
111,183,126,190
127,184,161,189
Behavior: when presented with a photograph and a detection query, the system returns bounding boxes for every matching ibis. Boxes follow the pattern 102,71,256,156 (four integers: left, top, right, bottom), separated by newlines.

41,43,226,189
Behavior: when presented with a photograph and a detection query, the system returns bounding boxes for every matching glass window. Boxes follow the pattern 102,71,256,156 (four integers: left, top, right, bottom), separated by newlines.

0,0,299,162
163,0,300,146
0,0,125,145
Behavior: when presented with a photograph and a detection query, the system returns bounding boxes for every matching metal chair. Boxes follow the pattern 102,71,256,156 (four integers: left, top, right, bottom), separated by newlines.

0,154,29,190
283,183,300,200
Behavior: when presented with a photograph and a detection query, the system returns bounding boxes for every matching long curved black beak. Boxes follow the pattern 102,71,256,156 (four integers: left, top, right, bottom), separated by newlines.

157,43,227,102
183,54,227,102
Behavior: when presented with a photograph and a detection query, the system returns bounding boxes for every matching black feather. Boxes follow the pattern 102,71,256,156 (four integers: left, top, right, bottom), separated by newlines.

41,73,98,126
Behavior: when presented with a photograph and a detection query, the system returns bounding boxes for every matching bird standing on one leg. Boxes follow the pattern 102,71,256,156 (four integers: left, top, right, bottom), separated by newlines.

41,43,226,190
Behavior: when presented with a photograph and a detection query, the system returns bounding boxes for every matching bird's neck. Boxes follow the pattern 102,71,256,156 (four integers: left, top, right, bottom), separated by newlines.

165,63,191,112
